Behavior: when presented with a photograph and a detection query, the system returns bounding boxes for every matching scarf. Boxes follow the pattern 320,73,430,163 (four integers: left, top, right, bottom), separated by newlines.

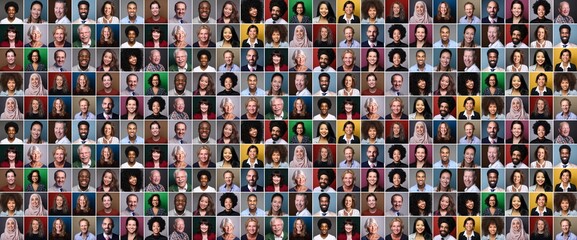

410,1,432,23
0,218,21,240
506,218,528,240
290,146,313,168
24,194,46,216
506,97,528,120
2,98,22,120
289,25,312,47
24,74,47,95
410,121,431,143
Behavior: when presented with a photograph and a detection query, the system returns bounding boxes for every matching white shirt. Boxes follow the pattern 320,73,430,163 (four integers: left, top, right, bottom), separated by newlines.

120,162,144,168
464,184,480,192
464,64,480,72
193,186,216,192
505,162,528,168
313,234,336,240
505,42,529,48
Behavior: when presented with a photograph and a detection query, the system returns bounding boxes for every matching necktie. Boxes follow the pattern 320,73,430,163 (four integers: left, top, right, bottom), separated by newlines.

105,236,109,240
59,188,62,192
564,44,568,48
396,212,399,216
491,68,495,72
441,117,445,120
564,164,568,168
322,212,326,216
370,43,374,48
105,115,109,120
273,21,276,23
322,92,326,96
180,19,183,23
180,140,183,144
131,212,134,216
82,20,86,24
59,68,63,72
491,188,495,192
81,140,86,144
396,92,400,96
250,67,254,72
513,45,517,48
131,92,135,96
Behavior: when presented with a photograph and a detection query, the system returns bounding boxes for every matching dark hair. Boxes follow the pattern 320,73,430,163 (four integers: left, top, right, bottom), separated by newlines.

458,193,480,216
387,145,406,159
458,73,480,95
315,1,336,22
269,0,288,16
387,168,406,184
409,193,431,216
27,170,42,183
315,121,336,143
532,0,550,15
219,193,238,208
317,97,332,109
120,169,142,192
532,49,553,71
219,72,238,88
361,0,383,19
388,48,406,64
4,121,18,133
147,217,166,232
410,97,432,119
484,194,499,207
481,97,504,115
197,169,211,181
147,96,166,112
220,146,240,167
317,48,335,64
437,96,455,112
482,217,504,236
219,26,240,47
4,2,18,13
509,24,527,40
409,73,431,95
532,169,553,191
241,121,263,143
508,193,529,215
411,218,432,238
147,194,162,207
121,49,143,71
240,0,263,23
388,24,406,39
317,169,335,184
27,50,42,63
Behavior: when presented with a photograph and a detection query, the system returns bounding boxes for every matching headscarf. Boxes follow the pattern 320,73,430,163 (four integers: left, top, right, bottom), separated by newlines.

289,25,313,48
409,121,432,144
0,218,23,240
409,1,433,23
24,194,47,216
506,97,529,120
289,145,313,168
506,218,528,240
24,74,48,96
1,97,23,120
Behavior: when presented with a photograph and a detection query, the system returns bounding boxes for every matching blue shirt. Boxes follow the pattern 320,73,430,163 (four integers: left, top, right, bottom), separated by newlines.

241,88,267,96
218,64,241,72
120,16,144,23
433,160,458,168
433,40,458,48
409,64,434,72
556,232,577,240
120,136,144,144
218,184,241,192
241,208,267,216
409,184,434,192
74,232,96,240
556,111,577,120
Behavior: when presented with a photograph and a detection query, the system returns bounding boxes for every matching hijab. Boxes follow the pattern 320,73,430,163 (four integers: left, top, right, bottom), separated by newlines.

24,194,47,216
506,97,529,120
409,1,433,23
24,74,48,96
0,218,23,240
409,121,432,144
506,218,528,240
289,25,313,48
1,97,23,120
290,146,313,168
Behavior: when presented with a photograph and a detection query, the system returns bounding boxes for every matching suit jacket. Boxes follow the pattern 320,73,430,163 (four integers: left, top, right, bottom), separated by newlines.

361,161,384,168
241,39,264,48
73,160,95,168
457,231,480,240
168,64,193,71
338,135,360,144
265,233,288,240
241,185,263,192
72,40,95,48
241,65,264,72
97,233,119,240
530,87,553,95
361,41,384,47
96,112,119,120
555,63,577,72
555,183,577,192
482,16,504,23
458,111,481,119
241,159,264,168
481,137,504,144
265,112,287,120
338,15,360,23
530,207,553,216
168,185,192,192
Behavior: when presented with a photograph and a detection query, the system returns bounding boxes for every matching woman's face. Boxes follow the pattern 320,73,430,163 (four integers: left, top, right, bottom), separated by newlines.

391,221,401,235
513,172,522,184
223,4,233,17
562,200,570,211
487,196,497,207
30,51,40,64
31,195,40,207
249,127,258,138
320,147,328,159
368,127,377,139
294,99,303,111
392,173,400,186
417,200,426,210
511,123,522,138
367,52,378,65
392,29,401,42
466,199,474,210
271,196,282,212
511,220,520,231
295,27,304,39
31,99,40,112
104,124,113,136
416,123,425,135
175,150,185,162
30,3,42,20
416,3,424,15
223,28,232,42
31,172,39,183
536,52,545,66
511,3,522,17
535,172,546,186
126,99,137,114
295,147,304,159
392,149,401,162
103,172,113,186
464,148,475,163
129,176,137,186
368,102,378,114
440,52,451,68
103,3,113,16
223,102,234,114
320,27,329,39
440,196,449,210
562,172,571,183
222,147,233,162
31,124,41,140
319,3,329,17
368,223,378,234
126,220,137,234
102,27,112,39
272,54,281,65
439,123,447,136
440,172,450,188
319,124,329,138
537,5,546,18
415,148,426,161
344,103,353,113
7,31,15,41
536,125,546,139
488,103,497,115
392,123,401,135
368,7,377,19
414,100,425,114
102,52,114,67
31,150,41,162
392,53,401,66
367,172,378,186
415,220,425,234
439,3,447,15
271,77,282,91
415,27,426,42
223,124,233,138
511,196,521,210
7,79,16,91
272,175,281,185
511,76,522,89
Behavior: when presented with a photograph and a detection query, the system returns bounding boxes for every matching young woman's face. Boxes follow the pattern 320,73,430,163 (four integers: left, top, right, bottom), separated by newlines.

440,52,451,68
415,148,426,161
368,127,377,139
440,196,449,210
367,52,378,65
440,172,450,188
7,79,16,91
319,3,329,17
488,196,497,207
367,172,377,185
103,172,113,186
536,52,545,66
392,173,400,186
415,27,426,41
223,4,233,17
511,3,522,17
464,148,475,163
511,196,521,210
536,172,546,186
511,123,522,138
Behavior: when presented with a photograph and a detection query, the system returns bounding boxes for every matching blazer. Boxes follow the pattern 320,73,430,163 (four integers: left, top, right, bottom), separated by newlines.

530,207,553,216
482,16,504,23
97,233,119,240
97,112,119,120
481,137,504,144
458,111,481,119
241,65,264,72
241,185,263,192
530,87,554,95
555,63,577,71
361,41,384,47
241,159,264,168
457,231,480,240
361,161,384,168
555,183,577,192
338,15,360,23
338,135,360,144
242,39,264,48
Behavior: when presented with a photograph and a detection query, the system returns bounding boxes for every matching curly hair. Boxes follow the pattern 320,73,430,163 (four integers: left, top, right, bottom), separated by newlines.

361,0,384,19
555,193,576,212
362,121,383,139
481,97,504,115
241,121,263,143
458,73,480,95
409,193,431,216
0,73,23,92
388,24,406,39
457,193,480,216
265,145,287,164
240,0,263,23
0,192,22,212
387,168,406,184
265,24,288,44
121,49,143,71
555,72,577,91
219,193,238,208
532,0,550,15
388,48,406,64
409,72,431,95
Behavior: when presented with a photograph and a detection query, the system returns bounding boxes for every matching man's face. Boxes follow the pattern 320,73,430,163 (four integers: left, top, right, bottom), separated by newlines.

294,195,306,211
270,6,281,20
55,51,66,67
127,30,137,43
440,148,450,162
6,173,14,185
486,1,499,18
127,3,137,18
246,170,257,186
127,151,137,163
319,76,330,92
487,172,498,188
366,146,377,162
54,2,66,19
175,123,186,139
79,146,91,163
416,172,426,186
175,51,187,68
78,50,90,68
463,171,475,187
439,102,450,117
440,27,450,42
270,126,281,141
79,26,91,44
127,123,137,138
560,123,571,137
318,54,330,68
246,50,258,66
101,98,113,114
54,123,66,139
319,223,329,235
439,223,449,237
199,2,211,20
78,170,90,188
150,171,161,184
344,28,354,41
487,52,498,67
127,76,138,90
561,27,571,44
463,50,475,67
511,150,523,165
271,99,283,115
486,122,499,138
561,148,571,164
511,30,522,45
366,26,378,42
560,2,570,17
487,147,499,163
175,3,186,18
319,196,329,212
55,172,66,187
198,122,211,140
246,195,257,210
174,194,187,212
487,26,500,43
127,196,138,211
272,219,283,236
78,124,89,140
318,174,329,189
392,196,402,211
416,51,426,66
175,170,187,187
174,74,187,91
78,3,89,20
391,76,403,91
101,218,113,234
